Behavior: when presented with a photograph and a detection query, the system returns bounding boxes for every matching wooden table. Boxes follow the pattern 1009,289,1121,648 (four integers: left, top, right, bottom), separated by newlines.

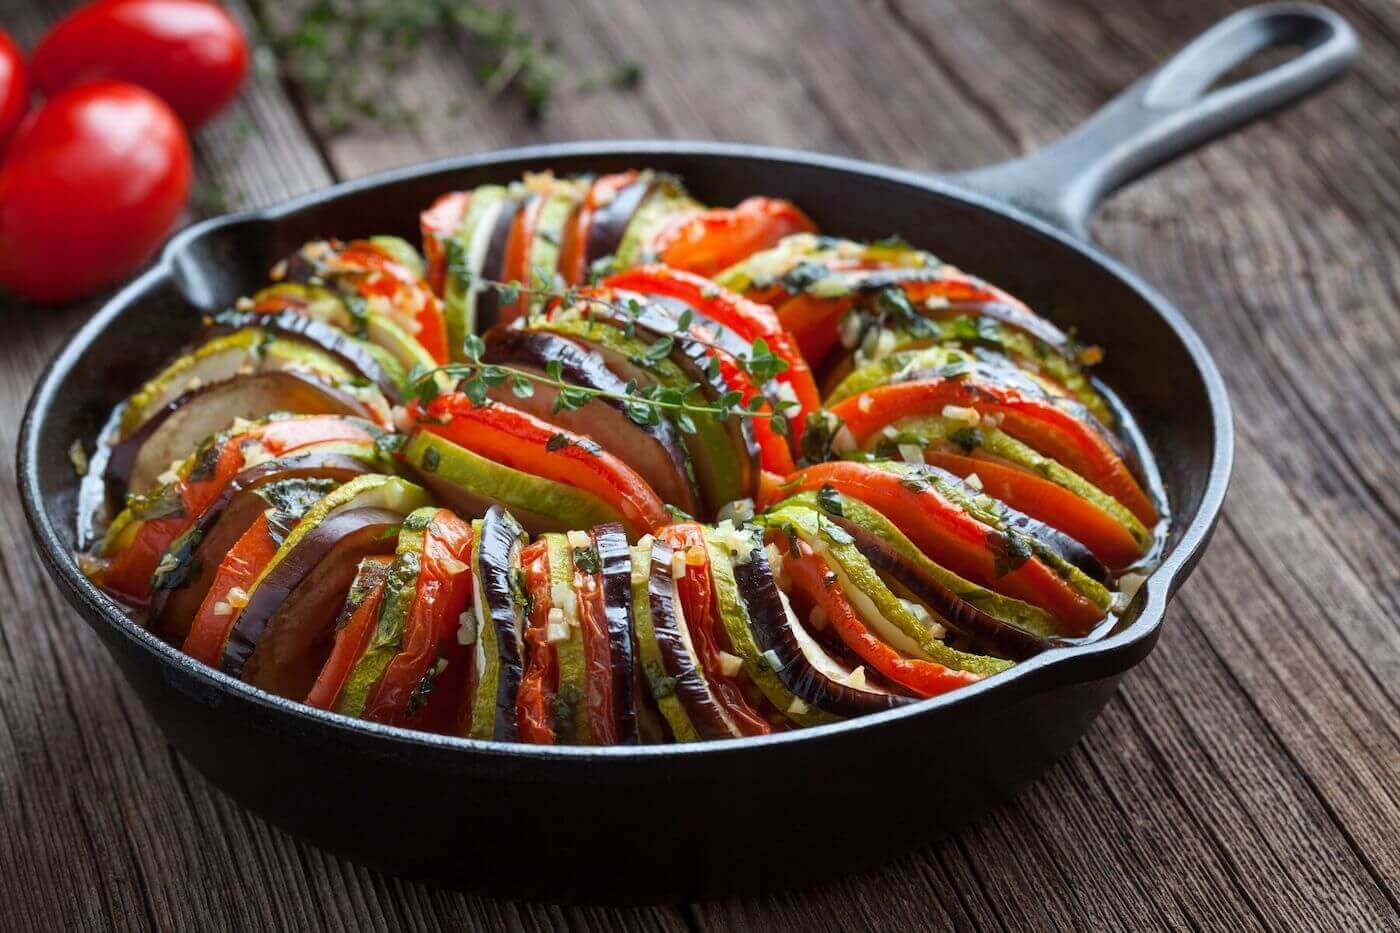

2,1,1396,929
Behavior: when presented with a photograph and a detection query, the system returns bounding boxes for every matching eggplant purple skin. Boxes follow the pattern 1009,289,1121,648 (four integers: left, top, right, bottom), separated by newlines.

832,516,1050,661
208,309,404,403
584,176,653,268
734,541,912,717
219,506,401,678
475,196,522,332
103,370,371,506
647,540,733,740
478,506,529,741
592,523,638,745
483,327,702,517
147,452,374,641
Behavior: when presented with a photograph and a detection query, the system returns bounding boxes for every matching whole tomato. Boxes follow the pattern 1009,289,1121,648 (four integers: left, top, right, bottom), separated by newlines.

31,0,247,129
0,81,191,303
0,28,27,151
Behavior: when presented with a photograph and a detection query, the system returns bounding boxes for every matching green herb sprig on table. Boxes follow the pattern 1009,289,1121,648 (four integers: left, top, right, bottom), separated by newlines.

407,279,799,437
259,0,641,132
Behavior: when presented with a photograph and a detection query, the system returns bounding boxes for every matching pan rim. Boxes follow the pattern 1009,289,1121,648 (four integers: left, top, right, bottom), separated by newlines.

17,139,1233,764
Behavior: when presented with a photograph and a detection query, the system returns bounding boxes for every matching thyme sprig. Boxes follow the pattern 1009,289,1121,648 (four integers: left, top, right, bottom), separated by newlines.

408,278,798,437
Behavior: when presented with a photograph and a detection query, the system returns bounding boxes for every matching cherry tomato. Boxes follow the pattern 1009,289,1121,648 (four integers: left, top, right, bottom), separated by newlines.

0,29,27,152
31,0,247,129
0,81,191,303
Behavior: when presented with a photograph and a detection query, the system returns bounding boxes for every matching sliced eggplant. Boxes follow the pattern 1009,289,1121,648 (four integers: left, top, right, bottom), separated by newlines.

147,450,376,643
223,505,402,681
528,314,750,516
469,506,529,741
118,330,267,438
474,194,522,332
733,541,912,718
647,540,743,740
209,308,406,402
592,522,638,745
106,371,373,503
584,175,654,268
482,327,701,516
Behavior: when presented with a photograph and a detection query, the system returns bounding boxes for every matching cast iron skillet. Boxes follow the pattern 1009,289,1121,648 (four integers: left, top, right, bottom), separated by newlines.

17,5,1356,902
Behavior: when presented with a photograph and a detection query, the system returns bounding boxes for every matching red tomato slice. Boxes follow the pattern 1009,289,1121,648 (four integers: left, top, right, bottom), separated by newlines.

922,451,1144,569
337,241,449,364
182,510,280,666
782,461,1104,634
498,194,543,325
563,172,638,285
784,537,981,697
362,510,476,727
830,379,1157,526
420,190,472,296
649,197,816,278
573,557,617,745
414,394,671,536
512,540,557,744
305,557,394,709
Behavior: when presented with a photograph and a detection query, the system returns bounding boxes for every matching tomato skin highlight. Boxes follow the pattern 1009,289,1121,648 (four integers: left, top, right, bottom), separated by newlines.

0,29,27,153
515,541,558,744
181,510,280,667
31,0,248,129
0,81,191,303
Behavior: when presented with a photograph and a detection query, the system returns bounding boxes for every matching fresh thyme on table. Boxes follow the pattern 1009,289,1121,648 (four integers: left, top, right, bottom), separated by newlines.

407,279,800,437
258,0,641,132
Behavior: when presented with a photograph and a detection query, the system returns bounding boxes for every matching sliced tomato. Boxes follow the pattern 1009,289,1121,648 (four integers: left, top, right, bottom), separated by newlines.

923,451,1144,569
716,354,794,474
573,557,617,745
775,293,855,372
648,197,816,278
515,540,557,744
362,510,476,727
420,190,472,296
182,510,281,666
782,461,1103,633
305,557,394,710
414,393,671,536
498,193,543,325
830,379,1156,526
338,240,449,363
783,537,981,697
659,523,772,735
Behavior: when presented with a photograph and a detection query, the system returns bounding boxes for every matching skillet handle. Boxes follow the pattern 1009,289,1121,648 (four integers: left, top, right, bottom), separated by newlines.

947,3,1358,240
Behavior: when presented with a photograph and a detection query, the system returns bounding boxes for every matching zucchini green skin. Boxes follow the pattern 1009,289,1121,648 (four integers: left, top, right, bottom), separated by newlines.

334,545,422,718
542,532,589,744
443,186,509,360
629,541,700,743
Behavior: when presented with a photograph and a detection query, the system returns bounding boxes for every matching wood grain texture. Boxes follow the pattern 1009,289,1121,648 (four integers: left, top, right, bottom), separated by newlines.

0,0,1397,930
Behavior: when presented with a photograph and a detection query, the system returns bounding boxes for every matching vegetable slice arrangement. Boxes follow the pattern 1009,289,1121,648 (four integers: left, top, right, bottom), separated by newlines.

78,168,1165,744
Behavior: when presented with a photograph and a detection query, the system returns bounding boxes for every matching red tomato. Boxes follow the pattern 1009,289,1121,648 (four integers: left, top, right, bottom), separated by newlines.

31,0,247,129
0,81,191,303
0,29,27,152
